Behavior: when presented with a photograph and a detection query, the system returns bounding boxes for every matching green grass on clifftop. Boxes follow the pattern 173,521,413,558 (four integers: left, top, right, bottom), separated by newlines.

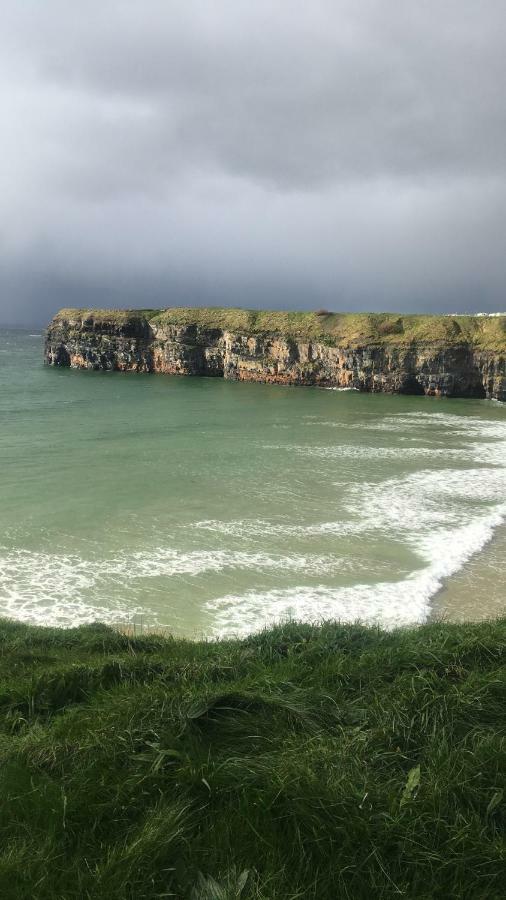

0,618,504,899
52,307,506,350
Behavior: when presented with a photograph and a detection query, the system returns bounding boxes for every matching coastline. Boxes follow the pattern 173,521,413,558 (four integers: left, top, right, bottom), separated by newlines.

115,521,506,638
45,307,506,401
3,329,505,635
431,521,506,622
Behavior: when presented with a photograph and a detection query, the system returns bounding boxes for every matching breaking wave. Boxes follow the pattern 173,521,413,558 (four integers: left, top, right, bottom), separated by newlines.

206,508,506,636
1,378,505,633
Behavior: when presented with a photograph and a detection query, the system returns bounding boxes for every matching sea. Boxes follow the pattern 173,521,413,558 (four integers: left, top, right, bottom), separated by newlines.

1,329,505,636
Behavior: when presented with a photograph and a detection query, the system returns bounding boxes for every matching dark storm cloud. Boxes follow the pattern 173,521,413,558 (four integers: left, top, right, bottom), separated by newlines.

1,1,505,325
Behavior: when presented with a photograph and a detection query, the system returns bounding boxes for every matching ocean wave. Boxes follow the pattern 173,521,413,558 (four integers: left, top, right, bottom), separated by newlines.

194,463,506,540
342,467,506,533
210,406,506,635
262,443,472,460
109,548,352,578
0,546,370,627
307,412,506,439
263,420,506,462
2,404,505,632
206,507,506,636
0,549,149,627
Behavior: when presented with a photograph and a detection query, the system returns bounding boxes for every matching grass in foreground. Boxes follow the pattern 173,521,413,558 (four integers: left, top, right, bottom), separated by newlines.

0,617,504,899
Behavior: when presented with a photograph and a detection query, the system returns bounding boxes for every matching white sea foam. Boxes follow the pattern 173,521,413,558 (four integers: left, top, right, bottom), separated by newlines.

286,444,470,460
108,548,351,578
206,507,506,636
387,411,506,437
0,546,364,626
342,467,506,533
2,406,505,632
193,459,506,540
264,410,506,462
310,412,506,439
200,410,506,634
0,549,148,627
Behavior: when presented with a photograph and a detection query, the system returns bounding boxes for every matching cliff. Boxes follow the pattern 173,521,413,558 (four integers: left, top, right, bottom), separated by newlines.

45,307,506,400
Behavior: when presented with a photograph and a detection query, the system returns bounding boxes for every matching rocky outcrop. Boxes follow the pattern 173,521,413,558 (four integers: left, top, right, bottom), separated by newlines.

45,309,506,401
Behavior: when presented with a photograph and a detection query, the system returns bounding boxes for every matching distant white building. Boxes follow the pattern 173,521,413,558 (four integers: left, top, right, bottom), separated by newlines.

446,312,506,317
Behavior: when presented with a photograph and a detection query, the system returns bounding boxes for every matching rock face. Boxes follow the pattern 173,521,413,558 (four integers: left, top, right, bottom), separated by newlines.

45,309,506,401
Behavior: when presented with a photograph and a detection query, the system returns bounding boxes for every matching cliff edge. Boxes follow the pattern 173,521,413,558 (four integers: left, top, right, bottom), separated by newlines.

45,307,506,400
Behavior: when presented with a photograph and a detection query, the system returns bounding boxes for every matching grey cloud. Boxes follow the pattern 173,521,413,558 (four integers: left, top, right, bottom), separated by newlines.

1,1,505,325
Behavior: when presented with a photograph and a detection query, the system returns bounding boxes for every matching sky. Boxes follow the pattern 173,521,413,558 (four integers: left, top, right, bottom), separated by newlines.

1,1,505,326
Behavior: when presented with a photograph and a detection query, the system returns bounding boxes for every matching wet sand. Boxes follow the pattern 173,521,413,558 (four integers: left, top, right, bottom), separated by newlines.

432,523,506,622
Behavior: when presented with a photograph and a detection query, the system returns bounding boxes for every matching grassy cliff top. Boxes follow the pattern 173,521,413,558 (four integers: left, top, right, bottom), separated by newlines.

0,616,504,898
53,306,506,349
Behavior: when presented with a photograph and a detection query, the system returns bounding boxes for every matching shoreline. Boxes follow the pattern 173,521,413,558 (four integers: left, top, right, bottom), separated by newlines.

114,518,506,638
431,521,506,622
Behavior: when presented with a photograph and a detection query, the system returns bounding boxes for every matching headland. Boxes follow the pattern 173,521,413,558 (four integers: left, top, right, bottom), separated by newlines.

45,307,506,400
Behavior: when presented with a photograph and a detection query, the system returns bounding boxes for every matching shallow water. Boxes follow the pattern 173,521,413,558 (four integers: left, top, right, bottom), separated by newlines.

433,522,506,621
1,329,505,635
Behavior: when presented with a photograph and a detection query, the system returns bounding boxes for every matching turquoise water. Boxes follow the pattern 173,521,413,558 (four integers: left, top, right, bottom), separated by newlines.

1,329,505,635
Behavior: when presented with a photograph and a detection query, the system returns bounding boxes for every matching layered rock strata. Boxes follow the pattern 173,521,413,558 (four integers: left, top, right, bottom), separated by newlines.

45,309,506,401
